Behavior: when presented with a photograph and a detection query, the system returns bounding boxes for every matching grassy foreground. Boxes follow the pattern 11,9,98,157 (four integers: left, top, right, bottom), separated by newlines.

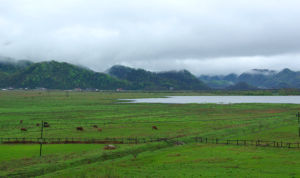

0,90,300,177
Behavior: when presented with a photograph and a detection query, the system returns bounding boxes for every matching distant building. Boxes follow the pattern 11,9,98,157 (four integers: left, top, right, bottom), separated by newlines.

35,87,47,91
74,88,82,92
85,88,99,92
116,88,123,92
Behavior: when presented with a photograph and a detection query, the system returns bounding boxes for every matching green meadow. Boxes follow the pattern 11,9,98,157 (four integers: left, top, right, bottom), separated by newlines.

0,90,300,177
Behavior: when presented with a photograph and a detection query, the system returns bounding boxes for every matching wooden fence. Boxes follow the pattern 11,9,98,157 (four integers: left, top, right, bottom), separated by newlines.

0,137,171,144
193,137,300,149
2,136,300,149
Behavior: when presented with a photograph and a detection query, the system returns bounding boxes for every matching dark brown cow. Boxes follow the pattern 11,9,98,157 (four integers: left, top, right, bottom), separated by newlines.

44,122,50,127
97,128,102,132
20,120,23,124
20,128,27,131
36,123,40,127
76,126,84,131
152,126,158,130
93,125,98,128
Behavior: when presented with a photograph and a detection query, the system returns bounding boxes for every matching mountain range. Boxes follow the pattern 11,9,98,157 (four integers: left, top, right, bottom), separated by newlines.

199,68,300,89
0,59,208,90
1,57,300,90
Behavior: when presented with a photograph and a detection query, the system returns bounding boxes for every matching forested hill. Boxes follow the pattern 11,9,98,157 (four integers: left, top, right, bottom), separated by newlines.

0,61,129,89
0,59,33,74
0,60,209,90
108,65,209,90
0,59,33,82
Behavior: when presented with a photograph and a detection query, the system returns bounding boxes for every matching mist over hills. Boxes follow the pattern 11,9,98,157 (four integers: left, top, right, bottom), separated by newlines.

199,68,300,89
0,59,209,90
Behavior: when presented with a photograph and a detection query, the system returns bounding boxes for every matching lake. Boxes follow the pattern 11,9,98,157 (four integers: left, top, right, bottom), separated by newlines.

123,96,300,104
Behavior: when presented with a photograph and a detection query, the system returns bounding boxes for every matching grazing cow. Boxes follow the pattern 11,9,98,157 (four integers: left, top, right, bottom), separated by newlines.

76,126,84,131
103,144,116,150
21,128,27,131
97,128,102,132
36,123,40,127
93,125,98,128
152,126,158,130
44,122,50,127
20,120,23,124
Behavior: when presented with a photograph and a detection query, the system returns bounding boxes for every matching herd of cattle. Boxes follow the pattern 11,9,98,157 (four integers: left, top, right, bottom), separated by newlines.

18,120,159,132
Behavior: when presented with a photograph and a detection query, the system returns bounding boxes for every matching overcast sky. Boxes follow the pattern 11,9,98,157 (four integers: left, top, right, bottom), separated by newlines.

1,0,300,75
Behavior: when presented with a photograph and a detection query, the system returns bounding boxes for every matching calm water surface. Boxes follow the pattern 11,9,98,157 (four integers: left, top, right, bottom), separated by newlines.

124,96,300,104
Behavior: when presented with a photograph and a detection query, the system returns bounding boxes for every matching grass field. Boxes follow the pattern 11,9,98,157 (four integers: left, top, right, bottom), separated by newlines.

0,90,300,177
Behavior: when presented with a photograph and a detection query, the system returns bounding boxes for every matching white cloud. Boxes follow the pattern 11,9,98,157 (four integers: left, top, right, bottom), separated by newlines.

1,0,300,74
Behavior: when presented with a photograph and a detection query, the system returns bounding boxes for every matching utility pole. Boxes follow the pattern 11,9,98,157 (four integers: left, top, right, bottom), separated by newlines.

297,113,300,137
40,120,44,157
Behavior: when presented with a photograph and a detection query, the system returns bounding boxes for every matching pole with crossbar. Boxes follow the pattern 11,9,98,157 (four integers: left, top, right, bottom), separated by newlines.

40,120,44,157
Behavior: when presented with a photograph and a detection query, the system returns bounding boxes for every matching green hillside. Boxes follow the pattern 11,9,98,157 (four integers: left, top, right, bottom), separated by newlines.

1,61,130,89
0,60,209,90
108,65,209,90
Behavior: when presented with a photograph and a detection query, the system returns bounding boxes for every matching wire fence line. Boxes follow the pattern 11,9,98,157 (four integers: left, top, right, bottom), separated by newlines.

1,136,300,149
0,137,174,144
193,137,300,149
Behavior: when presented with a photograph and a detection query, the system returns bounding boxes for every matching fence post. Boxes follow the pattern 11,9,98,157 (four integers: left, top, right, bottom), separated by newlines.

226,140,229,145
40,121,44,157
216,138,218,144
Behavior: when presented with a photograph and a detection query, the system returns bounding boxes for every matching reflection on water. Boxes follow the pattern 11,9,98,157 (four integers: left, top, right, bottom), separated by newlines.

123,96,300,104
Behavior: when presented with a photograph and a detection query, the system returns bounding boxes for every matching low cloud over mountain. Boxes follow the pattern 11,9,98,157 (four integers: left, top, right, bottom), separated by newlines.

1,1,300,74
